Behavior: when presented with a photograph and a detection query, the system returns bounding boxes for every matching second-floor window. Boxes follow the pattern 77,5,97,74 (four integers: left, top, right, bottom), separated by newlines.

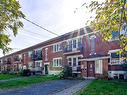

53,43,62,52
28,51,32,57
73,39,77,49
45,48,48,61
90,35,96,53
67,37,82,50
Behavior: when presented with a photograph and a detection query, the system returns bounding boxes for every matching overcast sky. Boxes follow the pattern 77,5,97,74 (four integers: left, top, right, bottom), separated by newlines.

0,0,103,57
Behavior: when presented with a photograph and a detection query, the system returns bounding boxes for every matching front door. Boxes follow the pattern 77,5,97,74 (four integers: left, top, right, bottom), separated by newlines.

87,61,95,77
44,65,48,74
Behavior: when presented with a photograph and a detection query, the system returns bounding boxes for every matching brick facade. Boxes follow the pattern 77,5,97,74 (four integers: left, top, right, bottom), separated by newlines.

0,27,126,79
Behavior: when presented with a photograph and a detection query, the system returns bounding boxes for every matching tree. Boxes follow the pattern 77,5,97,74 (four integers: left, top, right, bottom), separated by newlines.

0,0,25,54
85,0,127,54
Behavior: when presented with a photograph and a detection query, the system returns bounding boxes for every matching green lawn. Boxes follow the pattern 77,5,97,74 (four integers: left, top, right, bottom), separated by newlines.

0,75,59,89
76,80,127,95
0,74,20,80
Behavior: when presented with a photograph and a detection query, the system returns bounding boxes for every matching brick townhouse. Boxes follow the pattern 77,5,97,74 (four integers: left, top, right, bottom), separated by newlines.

0,26,127,79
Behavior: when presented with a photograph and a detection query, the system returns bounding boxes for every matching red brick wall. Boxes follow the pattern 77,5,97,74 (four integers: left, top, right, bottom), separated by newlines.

82,33,120,58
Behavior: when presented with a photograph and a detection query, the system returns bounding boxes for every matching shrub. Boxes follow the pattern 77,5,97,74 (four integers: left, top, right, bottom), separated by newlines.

20,69,31,76
63,66,72,78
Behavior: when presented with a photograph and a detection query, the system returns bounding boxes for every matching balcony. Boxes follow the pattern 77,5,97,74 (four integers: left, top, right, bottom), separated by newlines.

14,56,22,63
63,43,83,55
31,51,42,61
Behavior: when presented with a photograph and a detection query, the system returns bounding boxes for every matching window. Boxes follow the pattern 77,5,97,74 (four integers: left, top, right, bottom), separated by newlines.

53,58,62,67
53,43,62,52
73,58,76,66
68,58,72,66
95,60,102,74
35,49,42,60
78,37,82,48
45,48,48,61
67,38,82,50
110,51,126,64
111,52,119,64
28,51,32,57
73,39,77,48
67,57,81,67
68,40,72,50
35,62,41,67
90,36,96,53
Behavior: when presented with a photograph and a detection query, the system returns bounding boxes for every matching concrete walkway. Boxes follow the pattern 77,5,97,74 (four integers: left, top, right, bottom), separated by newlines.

52,80,92,95
0,79,92,95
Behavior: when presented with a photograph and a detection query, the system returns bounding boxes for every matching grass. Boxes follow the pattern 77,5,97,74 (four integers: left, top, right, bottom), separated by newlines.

0,74,20,80
0,75,59,89
76,79,127,95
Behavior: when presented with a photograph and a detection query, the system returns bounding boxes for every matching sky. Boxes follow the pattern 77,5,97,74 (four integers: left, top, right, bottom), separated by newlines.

0,0,103,57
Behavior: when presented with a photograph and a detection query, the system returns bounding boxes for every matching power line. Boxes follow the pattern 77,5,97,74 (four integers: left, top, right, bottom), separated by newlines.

22,28,50,38
23,18,59,36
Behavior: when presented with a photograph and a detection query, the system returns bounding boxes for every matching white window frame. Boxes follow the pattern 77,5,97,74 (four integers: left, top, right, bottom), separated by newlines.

109,49,125,65
45,48,48,61
28,51,32,57
67,55,82,67
67,37,82,51
95,60,103,74
35,60,42,67
53,57,62,67
53,43,62,53
90,35,96,53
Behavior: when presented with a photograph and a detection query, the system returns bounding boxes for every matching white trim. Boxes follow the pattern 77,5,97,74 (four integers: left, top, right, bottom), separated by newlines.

67,55,83,59
63,50,80,55
80,56,110,61
44,62,50,65
108,49,121,53
83,77,95,79
53,57,62,59
35,60,42,62
90,35,96,39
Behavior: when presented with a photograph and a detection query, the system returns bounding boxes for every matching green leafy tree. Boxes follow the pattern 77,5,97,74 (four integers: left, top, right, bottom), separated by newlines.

86,0,127,54
0,0,25,54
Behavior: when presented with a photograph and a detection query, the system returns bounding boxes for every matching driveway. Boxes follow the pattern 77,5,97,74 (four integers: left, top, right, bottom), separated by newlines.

0,80,92,95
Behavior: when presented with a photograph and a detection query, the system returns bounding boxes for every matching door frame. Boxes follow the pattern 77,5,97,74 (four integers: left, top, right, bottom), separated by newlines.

87,61,95,78
44,62,49,75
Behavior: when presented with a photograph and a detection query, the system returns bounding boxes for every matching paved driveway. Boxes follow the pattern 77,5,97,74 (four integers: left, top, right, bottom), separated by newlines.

0,80,91,95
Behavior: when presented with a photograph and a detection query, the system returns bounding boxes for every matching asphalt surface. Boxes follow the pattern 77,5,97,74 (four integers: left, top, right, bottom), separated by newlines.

0,79,92,95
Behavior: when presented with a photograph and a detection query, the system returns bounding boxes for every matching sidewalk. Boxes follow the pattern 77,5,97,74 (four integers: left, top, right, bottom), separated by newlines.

52,79,92,95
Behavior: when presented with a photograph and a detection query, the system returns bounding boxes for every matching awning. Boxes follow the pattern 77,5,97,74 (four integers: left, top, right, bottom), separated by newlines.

80,56,110,61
